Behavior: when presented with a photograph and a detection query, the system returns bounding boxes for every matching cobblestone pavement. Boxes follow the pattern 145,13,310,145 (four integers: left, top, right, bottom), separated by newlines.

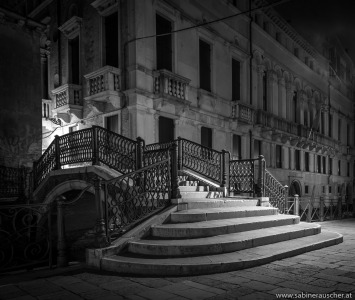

1,219,354,300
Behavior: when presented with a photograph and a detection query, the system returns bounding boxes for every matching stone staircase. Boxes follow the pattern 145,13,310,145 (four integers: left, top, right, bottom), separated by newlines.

93,173,343,276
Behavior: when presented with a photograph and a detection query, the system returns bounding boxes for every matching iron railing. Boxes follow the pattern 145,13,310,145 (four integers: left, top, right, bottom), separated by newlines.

104,158,172,241
229,158,256,194
0,204,52,273
33,126,141,189
264,169,288,213
285,195,354,221
0,165,28,199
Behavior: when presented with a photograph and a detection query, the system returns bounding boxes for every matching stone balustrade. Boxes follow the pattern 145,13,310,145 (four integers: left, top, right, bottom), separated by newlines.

52,84,82,108
153,69,190,101
85,66,121,97
231,101,255,124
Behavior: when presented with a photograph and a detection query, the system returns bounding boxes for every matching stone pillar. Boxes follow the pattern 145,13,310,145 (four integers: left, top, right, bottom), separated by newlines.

285,82,293,121
257,65,265,110
268,71,277,114
154,113,159,142
251,63,259,107
298,91,305,125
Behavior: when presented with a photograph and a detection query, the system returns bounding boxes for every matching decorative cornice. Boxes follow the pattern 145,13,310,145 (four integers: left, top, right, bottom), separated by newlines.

91,0,118,16
58,16,82,39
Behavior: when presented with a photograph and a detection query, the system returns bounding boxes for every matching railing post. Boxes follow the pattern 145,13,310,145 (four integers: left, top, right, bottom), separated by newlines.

320,196,324,222
136,137,144,170
294,194,299,216
283,185,289,214
92,126,100,165
170,143,180,199
54,135,61,170
177,137,182,171
220,150,227,188
94,177,108,248
307,198,313,222
56,195,67,267
257,155,265,197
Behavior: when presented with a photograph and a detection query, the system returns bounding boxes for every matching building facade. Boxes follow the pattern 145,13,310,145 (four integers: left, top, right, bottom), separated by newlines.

25,0,355,201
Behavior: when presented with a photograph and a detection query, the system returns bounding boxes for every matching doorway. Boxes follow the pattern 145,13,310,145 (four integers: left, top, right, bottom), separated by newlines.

159,116,174,143
289,180,301,196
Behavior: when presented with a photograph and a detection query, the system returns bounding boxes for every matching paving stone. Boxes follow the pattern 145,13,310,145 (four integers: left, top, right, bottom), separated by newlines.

268,287,302,296
167,287,215,300
18,280,63,296
64,282,100,294
238,292,276,300
74,273,127,285
0,285,26,299
186,277,226,288
214,276,251,285
129,278,173,288
240,280,278,292
7,296,36,300
335,283,355,293
235,271,286,285
37,291,82,300
272,260,298,267
46,276,83,286
181,281,225,294
136,289,178,300
124,294,147,300
314,273,355,284
159,283,193,293
309,279,338,287
278,280,336,294
79,288,125,300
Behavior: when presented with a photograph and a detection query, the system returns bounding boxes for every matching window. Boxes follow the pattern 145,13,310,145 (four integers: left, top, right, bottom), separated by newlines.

41,54,49,99
295,150,300,170
322,186,325,193
304,111,308,127
104,12,118,67
305,152,310,172
322,156,326,174
276,145,282,168
338,119,341,141
69,36,80,84
293,92,297,122
232,59,241,101
338,160,341,175
199,39,211,91
105,114,119,133
159,116,174,143
317,155,322,173
254,139,262,158
201,126,213,159
329,157,333,175
329,114,333,137
329,186,332,193
262,72,267,111
232,134,242,160
305,185,309,194
347,162,350,177
156,14,172,71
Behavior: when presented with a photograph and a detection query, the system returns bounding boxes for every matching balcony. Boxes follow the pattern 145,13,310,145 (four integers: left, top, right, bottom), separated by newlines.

231,101,255,124
153,69,191,103
84,66,122,107
51,84,83,123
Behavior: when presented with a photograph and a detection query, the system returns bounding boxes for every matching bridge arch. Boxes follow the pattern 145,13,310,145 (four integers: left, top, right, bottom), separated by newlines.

44,180,95,205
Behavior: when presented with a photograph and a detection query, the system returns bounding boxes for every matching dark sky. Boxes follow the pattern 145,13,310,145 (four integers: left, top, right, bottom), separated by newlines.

273,0,355,63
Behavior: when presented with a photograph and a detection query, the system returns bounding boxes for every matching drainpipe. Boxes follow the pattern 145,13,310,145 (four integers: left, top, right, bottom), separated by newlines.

57,0,62,86
249,0,253,160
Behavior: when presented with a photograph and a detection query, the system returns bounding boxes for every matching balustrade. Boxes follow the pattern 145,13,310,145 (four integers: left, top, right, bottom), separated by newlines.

52,84,82,108
154,69,190,101
231,102,255,124
85,66,121,96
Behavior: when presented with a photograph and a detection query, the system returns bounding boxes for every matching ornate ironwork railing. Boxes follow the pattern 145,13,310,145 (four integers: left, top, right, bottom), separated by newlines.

179,138,224,185
0,204,52,272
264,169,288,213
229,158,256,194
143,148,170,167
0,165,28,199
144,140,176,152
33,126,141,189
104,158,171,241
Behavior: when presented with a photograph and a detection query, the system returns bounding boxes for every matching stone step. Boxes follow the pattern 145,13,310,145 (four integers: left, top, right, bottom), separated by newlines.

179,186,207,192
172,198,259,209
128,223,321,256
179,191,210,198
151,214,300,238
102,230,343,276
170,206,278,223
179,180,199,186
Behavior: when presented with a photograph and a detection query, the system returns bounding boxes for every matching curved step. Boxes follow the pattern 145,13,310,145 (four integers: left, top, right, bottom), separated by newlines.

151,214,300,238
172,198,259,209
128,223,321,256
102,231,343,276
171,206,278,223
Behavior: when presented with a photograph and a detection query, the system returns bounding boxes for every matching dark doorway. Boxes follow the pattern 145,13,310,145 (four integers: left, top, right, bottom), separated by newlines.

156,14,172,71
69,36,80,84
199,40,211,91
105,115,119,133
105,12,118,67
159,116,174,143
289,180,301,196
201,126,212,148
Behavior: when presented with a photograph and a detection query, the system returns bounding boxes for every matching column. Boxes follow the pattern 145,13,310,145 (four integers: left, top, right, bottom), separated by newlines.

257,65,265,110
251,63,259,107
285,82,293,121
278,77,286,118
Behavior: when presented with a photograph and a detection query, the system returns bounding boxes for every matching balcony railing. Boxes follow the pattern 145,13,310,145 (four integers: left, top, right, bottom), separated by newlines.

52,84,82,108
231,102,255,124
85,66,121,97
153,69,190,101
